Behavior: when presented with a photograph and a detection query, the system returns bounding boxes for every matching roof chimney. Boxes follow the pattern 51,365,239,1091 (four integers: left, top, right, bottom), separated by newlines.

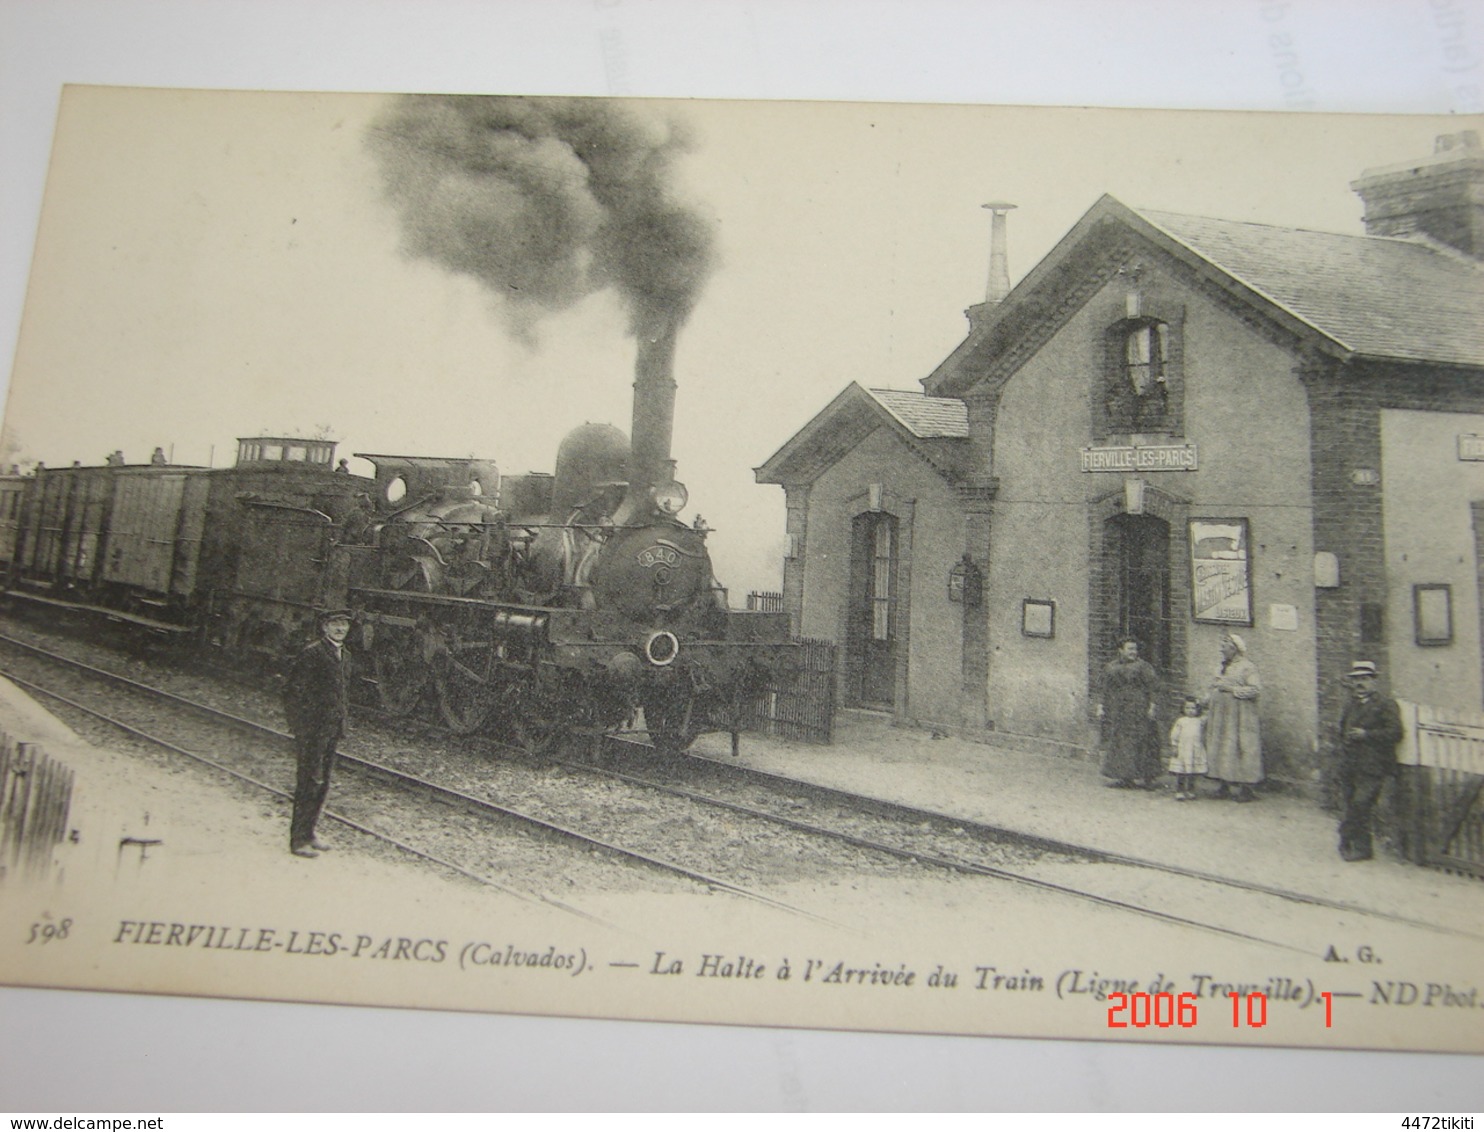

965,201,1016,330
982,201,1017,302
1351,131,1484,259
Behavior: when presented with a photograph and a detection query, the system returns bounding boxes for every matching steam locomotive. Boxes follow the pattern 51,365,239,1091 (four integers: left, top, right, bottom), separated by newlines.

0,336,791,754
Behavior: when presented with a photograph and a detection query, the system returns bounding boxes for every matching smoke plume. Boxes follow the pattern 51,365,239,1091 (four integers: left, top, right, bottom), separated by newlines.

367,95,716,338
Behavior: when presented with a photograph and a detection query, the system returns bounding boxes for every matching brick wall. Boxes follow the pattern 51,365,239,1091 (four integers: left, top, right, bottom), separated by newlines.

1305,358,1484,775
958,482,996,731
781,482,810,636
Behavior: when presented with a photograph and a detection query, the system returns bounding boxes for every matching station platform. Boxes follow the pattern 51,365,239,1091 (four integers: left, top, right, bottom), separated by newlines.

693,709,1483,933
3,668,1476,933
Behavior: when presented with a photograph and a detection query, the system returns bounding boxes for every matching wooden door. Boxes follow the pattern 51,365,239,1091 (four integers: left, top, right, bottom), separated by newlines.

1113,513,1171,672
848,511,897,708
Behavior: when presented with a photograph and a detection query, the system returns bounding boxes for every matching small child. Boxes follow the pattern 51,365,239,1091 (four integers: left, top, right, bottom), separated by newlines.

1168,696,1208,801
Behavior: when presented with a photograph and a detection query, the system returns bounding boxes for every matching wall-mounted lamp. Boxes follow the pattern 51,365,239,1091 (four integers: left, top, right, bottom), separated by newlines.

949,555,983,607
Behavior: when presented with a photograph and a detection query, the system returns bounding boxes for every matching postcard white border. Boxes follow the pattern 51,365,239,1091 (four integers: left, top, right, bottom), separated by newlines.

2,0,1481,1113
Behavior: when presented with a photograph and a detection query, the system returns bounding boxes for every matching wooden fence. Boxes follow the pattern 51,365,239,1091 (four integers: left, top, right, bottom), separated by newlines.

1397,700,1484,879
744,636,837,745
0,732,74,883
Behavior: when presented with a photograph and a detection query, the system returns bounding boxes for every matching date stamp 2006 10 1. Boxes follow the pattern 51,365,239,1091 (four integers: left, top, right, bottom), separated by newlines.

1105,990,1342,1030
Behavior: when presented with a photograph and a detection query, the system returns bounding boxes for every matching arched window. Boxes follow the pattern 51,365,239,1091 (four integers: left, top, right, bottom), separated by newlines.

1107,318,1169,431
1100,307,1183,437
1124,321,1167,398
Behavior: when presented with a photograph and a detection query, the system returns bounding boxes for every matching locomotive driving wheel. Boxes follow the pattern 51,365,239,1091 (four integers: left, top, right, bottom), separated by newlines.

433,627,499,735
371,624,428,716
494,668,570,756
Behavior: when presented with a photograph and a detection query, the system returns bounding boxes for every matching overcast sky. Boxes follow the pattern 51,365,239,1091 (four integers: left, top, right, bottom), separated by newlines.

1,89,1464,594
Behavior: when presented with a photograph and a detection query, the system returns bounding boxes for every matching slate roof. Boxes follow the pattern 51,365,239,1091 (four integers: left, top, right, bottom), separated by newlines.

865,388,969,438
755,382,969,485
1138,209,1484,367
926,195,1484,397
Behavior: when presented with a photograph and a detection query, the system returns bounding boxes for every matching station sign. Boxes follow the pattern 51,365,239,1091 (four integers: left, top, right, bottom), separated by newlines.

1080,444,1198,473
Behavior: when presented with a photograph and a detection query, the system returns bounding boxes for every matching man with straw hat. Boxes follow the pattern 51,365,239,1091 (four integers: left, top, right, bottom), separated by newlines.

1336,660,1404,862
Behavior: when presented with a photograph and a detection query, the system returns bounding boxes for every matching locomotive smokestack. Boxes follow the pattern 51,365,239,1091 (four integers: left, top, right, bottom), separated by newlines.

630,316,679,502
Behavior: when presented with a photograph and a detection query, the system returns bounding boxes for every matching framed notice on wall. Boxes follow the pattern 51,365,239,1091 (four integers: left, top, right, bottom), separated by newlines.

1414,583,1453,646
1189,518,1252,625
1022,598,1056,638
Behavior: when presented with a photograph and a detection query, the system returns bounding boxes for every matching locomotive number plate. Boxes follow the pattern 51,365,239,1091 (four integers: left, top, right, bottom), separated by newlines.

637,545,680,569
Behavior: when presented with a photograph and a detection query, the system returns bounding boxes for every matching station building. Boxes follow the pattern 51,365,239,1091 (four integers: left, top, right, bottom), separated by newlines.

757,133,1484,781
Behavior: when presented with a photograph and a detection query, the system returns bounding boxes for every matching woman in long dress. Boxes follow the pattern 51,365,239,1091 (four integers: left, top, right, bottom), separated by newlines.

1204,632,1263,801
1096,638,1161,787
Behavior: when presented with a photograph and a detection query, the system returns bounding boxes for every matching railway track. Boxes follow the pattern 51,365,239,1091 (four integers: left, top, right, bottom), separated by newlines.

577,737,1484,957
4,623,1477,958
626,740,1484,944
0,631,844,926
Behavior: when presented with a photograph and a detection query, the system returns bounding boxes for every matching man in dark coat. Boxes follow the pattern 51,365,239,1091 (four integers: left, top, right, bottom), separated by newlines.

284,609,353,858
1336,660,1404,862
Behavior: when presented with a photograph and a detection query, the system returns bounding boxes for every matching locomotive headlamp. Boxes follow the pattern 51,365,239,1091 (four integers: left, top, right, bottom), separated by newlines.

651,480,689,516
